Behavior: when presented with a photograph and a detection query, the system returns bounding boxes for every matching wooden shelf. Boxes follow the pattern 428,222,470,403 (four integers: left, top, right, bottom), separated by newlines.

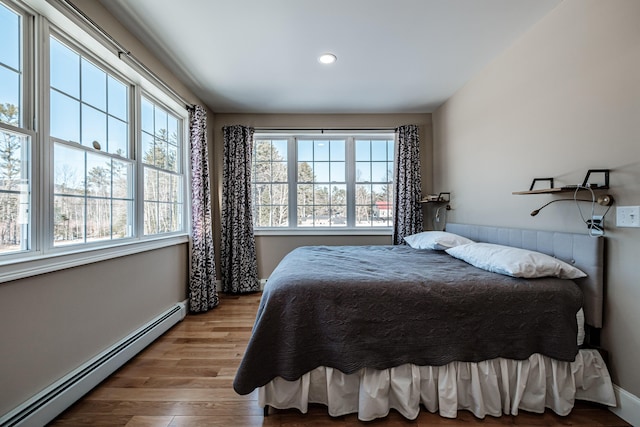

512,188,565,195
513,186,609,195
420,192,450,204
419,199,450,203
420,192,451,209
514,170,611,195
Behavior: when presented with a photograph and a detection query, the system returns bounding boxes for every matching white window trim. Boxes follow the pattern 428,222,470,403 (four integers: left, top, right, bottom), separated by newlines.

0,234,189,283
254,228,393,237
0,0,191,282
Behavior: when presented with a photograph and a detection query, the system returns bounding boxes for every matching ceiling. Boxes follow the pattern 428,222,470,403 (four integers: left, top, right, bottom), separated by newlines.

100,0,561,114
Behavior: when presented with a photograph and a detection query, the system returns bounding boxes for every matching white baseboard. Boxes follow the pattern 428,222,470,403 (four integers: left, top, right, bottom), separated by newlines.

0,300,187,427
610,384,640,426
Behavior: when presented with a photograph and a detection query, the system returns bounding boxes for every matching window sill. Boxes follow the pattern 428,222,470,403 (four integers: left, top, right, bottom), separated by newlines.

0,234,189,285
255,228,393,236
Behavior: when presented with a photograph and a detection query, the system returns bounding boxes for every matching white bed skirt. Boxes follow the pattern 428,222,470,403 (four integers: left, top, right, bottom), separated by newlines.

258,349,616,421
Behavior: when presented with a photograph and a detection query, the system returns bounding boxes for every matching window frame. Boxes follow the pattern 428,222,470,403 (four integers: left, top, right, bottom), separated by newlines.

47,30,137,249
0,0,34,258
0,0,190,282
252,132,396,236
139,91,186,237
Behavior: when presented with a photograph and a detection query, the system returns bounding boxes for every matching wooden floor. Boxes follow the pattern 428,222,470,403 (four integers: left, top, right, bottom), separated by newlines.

50,292,630,427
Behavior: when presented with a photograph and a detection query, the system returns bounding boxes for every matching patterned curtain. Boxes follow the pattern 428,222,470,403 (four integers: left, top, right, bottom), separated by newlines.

188,106,219,312
221,125,260,293
393,124,423,245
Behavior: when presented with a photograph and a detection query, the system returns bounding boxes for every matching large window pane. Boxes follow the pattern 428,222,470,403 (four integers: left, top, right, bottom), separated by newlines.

108,76,127,120
0,68,20,125
252,138,289,228
0,128,29,253
86,198,111,241
141,97,184,236
144,167,158,201
141,98,154,134
166,143,178,172
86,152,111,197
108,116,127,156
0,0,18,121
158,202,179,233
50,91,80,142
54,142,134,246
0,3,20,70
143,201,158,235
54,144,84,195
50,38,79,98
141,131,154,164
81,58,106,110
112,159,132,199
112,199,132,238
297,140,313,161
81,104,107,148
355,139,394,228
53,195,85,245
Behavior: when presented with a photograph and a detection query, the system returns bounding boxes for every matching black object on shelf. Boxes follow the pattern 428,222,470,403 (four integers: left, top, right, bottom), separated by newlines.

529,178,554,191
581,169,610,189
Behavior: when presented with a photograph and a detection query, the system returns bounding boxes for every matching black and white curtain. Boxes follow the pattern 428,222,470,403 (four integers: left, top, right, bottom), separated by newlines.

393,124,423,245
188,105,219,312
221,125,260,293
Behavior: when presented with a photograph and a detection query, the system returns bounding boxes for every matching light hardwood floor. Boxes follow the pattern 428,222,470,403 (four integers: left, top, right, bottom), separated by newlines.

50,293,630,427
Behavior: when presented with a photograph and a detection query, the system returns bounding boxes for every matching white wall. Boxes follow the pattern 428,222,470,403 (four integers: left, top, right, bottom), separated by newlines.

433,0,640,400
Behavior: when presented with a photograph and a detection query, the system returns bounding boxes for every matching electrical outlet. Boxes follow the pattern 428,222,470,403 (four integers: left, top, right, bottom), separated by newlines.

588,215,604,235
616,206,640,228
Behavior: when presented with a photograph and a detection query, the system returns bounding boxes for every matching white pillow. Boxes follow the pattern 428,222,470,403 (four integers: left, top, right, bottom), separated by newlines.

404,231,474,250
445,242,587,279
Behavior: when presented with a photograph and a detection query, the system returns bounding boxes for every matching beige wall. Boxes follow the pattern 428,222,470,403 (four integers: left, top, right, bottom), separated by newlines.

433,0,640,397
0,245,188,414
0,1,201,417
212,113,432,278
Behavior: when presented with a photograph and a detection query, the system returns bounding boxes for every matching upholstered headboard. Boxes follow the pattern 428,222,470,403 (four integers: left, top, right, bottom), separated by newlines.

446,223,605,328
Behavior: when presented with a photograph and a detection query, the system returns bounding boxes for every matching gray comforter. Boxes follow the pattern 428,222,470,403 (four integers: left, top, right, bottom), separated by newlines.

233,245,582,395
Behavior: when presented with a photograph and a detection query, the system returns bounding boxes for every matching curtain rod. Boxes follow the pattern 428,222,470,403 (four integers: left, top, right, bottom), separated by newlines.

254,127,398,133
56,0,195,111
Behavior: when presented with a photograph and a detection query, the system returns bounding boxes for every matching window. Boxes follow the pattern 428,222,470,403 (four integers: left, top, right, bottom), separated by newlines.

0,128,30,253
0,0,188,275
253,139,288,227
0,2,22,127
354,138,395,227
252,133,395,231
50,36,134,246
0,2,30,255
141,96,184,235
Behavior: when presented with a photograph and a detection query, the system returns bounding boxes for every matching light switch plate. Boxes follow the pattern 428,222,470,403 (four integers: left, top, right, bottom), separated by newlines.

616,206,640,227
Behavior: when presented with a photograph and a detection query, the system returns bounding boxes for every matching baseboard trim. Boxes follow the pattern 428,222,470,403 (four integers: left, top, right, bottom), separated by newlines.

610,384,640,426
0,300,187,427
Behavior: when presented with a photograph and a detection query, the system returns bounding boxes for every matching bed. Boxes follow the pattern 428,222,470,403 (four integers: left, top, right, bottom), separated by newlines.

233,223,616,421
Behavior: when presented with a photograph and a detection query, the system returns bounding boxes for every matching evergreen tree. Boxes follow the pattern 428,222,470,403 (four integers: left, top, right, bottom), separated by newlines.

0,104,23,248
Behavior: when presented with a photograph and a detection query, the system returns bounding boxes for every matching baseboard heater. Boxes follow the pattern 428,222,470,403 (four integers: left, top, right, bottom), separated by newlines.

0,301,187,427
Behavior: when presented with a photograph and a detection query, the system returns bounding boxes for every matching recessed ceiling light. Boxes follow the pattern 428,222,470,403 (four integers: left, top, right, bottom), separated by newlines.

318,53,337,64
